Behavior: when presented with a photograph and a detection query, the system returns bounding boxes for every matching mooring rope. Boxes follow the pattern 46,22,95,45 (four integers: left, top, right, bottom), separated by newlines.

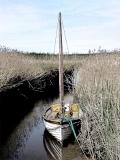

63,117,79,143
63,116,90,160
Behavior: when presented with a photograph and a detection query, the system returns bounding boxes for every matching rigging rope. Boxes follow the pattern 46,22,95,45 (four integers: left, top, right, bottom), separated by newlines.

53,14,69,54
61,19,69,54
53,19,59,54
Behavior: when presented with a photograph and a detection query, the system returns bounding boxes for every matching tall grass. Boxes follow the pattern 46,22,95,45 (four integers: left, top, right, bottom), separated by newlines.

0,50,120,159
0,53,59,88
74,55,120,160
0,51,85,88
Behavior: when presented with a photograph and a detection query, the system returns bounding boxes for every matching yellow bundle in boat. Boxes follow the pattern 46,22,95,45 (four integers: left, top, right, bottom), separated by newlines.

51,104,61,112
70,104,79,112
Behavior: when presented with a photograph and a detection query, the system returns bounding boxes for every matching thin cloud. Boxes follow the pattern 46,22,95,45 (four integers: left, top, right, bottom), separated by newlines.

0,4,45,33
0,0,120,52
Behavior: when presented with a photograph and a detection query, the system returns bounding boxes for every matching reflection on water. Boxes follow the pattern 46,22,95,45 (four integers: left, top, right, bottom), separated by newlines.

43,130,62,160
1,99,83,160
1,101,49,160
43,130,82,160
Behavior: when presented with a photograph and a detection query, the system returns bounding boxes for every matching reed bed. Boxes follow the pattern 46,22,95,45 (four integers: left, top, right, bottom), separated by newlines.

0,51,117,89
0,52,74,88
0,51,120,160
73,54,120,160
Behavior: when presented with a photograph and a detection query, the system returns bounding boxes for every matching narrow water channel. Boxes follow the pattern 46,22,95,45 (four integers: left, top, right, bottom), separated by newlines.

1,95,86,160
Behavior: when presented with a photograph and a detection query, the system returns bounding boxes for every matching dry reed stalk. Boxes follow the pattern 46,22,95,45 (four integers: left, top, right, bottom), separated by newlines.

73,55,120,160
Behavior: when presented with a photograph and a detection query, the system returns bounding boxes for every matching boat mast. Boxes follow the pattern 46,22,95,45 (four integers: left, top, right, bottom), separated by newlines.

58,12,64,112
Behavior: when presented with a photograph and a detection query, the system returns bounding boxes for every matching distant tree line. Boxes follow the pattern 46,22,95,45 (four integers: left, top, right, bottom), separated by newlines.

0,45,120,56
88,46,120,54
0,45,22,54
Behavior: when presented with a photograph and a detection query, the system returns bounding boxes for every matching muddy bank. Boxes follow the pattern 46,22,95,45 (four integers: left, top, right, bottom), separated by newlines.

0,69,73,145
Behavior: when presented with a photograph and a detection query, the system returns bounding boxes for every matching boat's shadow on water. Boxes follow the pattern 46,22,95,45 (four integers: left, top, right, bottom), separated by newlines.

43,130,62,160
43,128,81,160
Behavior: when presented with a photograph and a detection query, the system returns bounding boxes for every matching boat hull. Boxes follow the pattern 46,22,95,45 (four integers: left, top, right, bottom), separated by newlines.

43,118,81,142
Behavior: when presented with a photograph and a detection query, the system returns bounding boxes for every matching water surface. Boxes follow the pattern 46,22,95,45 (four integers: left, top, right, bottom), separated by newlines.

1,96,86,160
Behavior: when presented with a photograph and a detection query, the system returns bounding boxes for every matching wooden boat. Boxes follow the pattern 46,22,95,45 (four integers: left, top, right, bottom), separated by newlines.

43,103,82,141
43,12,83,142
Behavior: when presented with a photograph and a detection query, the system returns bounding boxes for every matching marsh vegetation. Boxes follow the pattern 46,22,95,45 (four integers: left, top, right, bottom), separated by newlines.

0,49,120,160
74,54,120,160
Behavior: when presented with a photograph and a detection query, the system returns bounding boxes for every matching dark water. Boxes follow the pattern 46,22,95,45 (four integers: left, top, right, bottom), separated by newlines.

1,98,84,160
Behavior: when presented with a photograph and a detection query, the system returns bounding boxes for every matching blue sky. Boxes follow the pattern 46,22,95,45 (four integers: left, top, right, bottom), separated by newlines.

0,0,120,53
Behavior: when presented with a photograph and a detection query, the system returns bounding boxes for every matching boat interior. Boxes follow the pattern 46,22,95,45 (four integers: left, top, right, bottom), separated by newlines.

44,103,81,122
